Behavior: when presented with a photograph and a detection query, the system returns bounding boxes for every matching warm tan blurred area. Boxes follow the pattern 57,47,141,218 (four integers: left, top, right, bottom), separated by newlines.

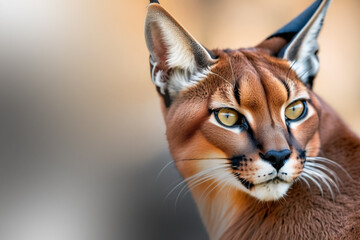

0,0,358,239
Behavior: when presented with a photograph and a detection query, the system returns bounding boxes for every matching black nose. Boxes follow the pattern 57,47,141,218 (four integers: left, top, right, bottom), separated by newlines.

260,149,291,171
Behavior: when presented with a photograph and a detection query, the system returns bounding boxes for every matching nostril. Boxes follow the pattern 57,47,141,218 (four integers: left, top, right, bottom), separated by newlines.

263,149,291,162
265,153,276,162
283,151,291,160
261,149,291,171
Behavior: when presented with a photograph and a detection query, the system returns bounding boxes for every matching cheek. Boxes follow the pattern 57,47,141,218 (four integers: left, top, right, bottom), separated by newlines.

200,121,254,156
171,131,228,179
281,154,305,180
305,131,321,156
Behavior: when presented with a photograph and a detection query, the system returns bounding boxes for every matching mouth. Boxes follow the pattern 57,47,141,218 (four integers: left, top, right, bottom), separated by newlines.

237,177,254,189
234,174,286,190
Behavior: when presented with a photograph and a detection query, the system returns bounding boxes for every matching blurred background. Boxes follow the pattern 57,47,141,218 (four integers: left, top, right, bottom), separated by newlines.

0,0,358,239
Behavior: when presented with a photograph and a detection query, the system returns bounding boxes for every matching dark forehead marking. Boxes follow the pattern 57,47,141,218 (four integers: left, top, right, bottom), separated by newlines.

225,51,241,105
239,50,291,103
234,81,240,105
220,50,253,106
278,77,290,100
240,50,277,125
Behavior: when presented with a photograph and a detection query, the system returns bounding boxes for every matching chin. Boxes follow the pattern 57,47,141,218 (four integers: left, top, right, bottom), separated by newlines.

248,181,292,201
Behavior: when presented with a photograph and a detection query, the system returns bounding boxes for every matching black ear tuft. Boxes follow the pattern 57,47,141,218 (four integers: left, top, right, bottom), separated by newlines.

267,0,325,58
258,0,331,88
150,0,159,4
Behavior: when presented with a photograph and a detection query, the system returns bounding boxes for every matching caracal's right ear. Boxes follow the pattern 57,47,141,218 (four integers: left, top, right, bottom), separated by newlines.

145,1,217,107
257,0,331,88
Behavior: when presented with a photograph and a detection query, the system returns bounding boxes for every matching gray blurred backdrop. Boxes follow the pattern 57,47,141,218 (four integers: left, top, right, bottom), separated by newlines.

0,0,359,239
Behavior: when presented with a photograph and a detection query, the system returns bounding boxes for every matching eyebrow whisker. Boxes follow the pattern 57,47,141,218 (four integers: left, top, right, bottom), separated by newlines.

209,71,233,86
227,56,236,86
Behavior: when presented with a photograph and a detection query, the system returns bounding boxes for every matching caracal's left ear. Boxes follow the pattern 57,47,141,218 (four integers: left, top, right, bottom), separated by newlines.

257,0,331,88
145,1,217,106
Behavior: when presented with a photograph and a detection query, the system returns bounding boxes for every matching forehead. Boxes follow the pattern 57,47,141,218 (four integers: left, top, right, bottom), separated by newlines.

208,49,307,110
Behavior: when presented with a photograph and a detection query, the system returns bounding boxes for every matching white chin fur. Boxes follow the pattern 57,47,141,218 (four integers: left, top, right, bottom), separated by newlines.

249,181,291,201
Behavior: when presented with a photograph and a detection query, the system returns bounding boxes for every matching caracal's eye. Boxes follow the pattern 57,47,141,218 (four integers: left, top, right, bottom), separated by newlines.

216,108,239,127
285,100,306,121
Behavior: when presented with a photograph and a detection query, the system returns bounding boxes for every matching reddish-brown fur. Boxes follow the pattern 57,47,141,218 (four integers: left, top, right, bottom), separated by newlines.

164,50,360,239
221,101,360,240
146,2,360,239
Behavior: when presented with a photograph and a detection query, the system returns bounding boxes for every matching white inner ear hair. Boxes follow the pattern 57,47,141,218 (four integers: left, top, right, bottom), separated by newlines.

158,20,197,72
285,4,328,84
167,67,210,98
150,20,212,97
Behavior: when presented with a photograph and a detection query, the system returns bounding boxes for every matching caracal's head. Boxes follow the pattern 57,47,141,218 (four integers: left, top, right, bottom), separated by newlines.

145,0,331,201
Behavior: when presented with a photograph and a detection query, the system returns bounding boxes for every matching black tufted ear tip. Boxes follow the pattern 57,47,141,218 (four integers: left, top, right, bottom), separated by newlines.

150,0,160,4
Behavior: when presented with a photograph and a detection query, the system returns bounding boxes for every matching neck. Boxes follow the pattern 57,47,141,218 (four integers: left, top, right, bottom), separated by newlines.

317,100,360,179
191,100,360,239
191,182,251,239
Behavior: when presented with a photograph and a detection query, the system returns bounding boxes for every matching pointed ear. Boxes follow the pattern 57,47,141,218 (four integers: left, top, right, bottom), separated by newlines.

145,3,216,104
257,0,331,88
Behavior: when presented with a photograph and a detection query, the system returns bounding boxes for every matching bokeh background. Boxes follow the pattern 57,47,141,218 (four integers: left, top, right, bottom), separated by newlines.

0,0,359,239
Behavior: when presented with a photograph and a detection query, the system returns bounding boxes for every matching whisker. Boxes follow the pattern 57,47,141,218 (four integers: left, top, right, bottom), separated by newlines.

174,157,230,162
156,161,174,182
160,158,230,197
227,56,236,87
181,171,221,199
201,173,230,202
306,156,352,179
298,176,311,191
306,165,340,192
200,177,221,202
180,162,238,203
187,165,230,188
303,166,337,199
181,163,246,199
175,173,217,207
178,170,225,203
305,162,342,184
165,165,226,201
166,174,202,201
301,171,324,196
209,71,233,86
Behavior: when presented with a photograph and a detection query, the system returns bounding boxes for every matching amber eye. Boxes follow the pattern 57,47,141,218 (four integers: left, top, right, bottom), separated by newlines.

216,108,239,127
285,100,306,121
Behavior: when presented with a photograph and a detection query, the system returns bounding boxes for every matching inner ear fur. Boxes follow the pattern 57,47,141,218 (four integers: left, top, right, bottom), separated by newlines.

145,4,216,99
256,0,332,88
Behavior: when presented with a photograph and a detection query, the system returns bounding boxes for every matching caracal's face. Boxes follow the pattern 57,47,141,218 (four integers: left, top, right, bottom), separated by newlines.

165,49,321,201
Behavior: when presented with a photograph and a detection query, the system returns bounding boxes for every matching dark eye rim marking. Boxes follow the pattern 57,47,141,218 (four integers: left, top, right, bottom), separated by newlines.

234,81,241,105
213,108,248,129
278,77,290,100
285,100,308,122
